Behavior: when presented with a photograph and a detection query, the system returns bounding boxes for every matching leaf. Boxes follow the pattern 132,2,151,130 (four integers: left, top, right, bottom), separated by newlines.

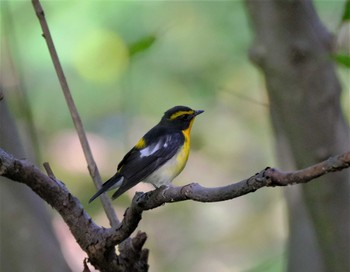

341,0,350,21
334,54,350,68
128,35,157,57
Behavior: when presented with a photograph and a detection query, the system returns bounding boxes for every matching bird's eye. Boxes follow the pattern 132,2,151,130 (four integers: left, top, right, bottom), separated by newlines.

180,114,191,121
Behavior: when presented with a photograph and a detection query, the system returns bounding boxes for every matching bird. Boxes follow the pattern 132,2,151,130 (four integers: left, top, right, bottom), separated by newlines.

89,105,204,202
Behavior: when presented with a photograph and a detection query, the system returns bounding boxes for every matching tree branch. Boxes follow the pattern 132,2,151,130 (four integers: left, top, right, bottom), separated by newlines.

31,0,119,228
0,148,144,271
1,147,349,271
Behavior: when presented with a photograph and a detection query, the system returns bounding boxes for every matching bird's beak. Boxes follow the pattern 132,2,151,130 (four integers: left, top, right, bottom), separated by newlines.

194,110,204,116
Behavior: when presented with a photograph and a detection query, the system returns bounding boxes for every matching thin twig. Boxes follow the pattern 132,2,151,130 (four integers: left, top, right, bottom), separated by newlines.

43,162,56,179
31,0,119,227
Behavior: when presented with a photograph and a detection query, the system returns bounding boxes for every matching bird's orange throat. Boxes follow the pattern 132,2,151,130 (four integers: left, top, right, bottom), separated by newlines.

182,118,195,141
180,117,196,164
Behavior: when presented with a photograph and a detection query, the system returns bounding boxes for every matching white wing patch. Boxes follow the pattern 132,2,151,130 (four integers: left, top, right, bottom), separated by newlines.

109,176,124,190
140,142,162,157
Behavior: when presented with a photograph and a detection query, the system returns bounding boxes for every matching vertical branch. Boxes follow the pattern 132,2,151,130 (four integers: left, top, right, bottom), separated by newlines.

31,0,119,227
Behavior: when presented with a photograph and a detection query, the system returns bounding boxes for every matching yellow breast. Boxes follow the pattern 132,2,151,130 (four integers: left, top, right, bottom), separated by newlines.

142,121,194,187
175,127,191,174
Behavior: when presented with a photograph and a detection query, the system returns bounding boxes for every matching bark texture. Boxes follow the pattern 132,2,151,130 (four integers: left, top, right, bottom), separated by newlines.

245,1,350,271
1,144,349,271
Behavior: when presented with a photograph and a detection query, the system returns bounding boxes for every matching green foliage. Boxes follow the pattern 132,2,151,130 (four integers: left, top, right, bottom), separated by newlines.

334,54,350,68
128,34,157,57
334,0,350,69
341,0,350,21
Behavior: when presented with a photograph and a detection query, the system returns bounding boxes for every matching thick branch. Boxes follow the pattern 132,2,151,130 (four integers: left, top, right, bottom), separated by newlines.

113,151,350,245
0,148,147,271
1,147,349,264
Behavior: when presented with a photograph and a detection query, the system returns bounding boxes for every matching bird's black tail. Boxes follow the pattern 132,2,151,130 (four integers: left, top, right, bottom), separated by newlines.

89,173,123,203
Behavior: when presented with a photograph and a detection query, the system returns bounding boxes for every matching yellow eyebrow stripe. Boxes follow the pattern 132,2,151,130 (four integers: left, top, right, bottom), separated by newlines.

169,110,194,120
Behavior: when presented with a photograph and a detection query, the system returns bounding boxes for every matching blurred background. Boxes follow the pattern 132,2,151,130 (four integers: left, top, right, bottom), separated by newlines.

1,1,348,272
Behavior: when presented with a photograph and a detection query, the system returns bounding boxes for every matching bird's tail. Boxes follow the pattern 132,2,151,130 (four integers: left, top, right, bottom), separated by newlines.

89,173,124,203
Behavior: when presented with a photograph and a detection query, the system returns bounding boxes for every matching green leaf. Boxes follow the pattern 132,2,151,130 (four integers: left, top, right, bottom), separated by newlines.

342,0,350,21
128,35,157,57
334,54,350,68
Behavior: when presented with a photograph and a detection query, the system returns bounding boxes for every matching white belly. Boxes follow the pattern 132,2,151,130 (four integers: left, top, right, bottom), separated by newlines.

142,148,188,187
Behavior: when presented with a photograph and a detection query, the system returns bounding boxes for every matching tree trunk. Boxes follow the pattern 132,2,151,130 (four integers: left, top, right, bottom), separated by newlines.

245,1,350,271
0,96,71,272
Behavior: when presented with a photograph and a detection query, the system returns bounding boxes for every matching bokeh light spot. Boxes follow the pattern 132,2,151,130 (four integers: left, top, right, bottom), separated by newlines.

73,29,129,83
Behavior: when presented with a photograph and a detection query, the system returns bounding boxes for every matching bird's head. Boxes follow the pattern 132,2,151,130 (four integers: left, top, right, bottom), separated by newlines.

160,106,204,130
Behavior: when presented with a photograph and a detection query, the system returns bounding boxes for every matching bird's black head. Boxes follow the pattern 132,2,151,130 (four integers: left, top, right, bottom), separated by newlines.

160,105,204,130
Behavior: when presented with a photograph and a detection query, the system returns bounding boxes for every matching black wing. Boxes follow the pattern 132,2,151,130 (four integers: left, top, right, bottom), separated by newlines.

112,127,184,199
88,172,123,203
